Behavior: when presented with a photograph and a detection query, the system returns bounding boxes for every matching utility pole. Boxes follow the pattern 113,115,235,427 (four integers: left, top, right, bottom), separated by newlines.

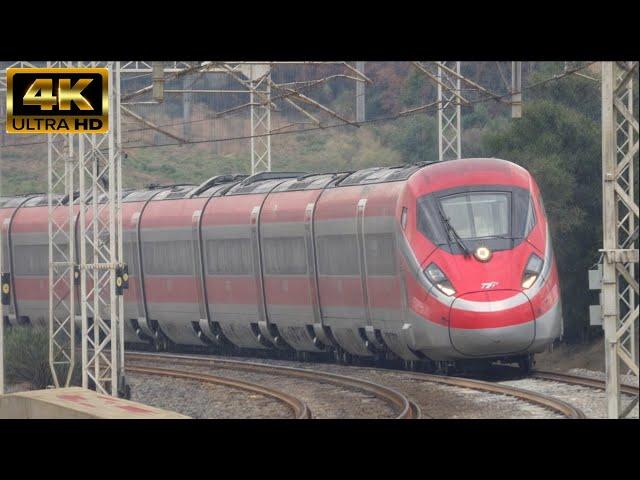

46,61,125,396
79,61,124,396
437,61,462,161
249,63,271,174
600,61,639,418
46,62,77,390
0,228,3,395
183,71,193,140
0,83,4,394
356,61,366,122
511,61,522,118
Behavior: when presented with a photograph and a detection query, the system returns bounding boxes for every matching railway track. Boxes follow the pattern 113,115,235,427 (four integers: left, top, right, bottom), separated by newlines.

532,370,639,397
298,363,587,419
127,364,311,419
401,370,587,419
127,351,589,419
127,352,421,419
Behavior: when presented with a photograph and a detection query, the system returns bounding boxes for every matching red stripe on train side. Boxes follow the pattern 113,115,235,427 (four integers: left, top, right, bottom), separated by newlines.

205,276,258,304
263,276,313,306
143,276,199,304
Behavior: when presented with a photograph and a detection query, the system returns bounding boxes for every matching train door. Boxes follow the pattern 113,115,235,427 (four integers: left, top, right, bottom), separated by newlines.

259,176,336,352
11,199,67,327
201,188,268,350
314,184,372,356
0,197,31,325
359,182,419,359
139,189,207,346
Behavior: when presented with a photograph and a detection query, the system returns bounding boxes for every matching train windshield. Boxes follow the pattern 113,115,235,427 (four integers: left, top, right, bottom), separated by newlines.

417,185,536,254
439,192,510,239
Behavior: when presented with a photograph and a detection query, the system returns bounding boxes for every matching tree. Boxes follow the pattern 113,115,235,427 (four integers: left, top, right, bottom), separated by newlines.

479,99,602,341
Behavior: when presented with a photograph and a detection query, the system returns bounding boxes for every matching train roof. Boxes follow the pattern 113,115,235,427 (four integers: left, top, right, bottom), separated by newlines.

1,161,441,207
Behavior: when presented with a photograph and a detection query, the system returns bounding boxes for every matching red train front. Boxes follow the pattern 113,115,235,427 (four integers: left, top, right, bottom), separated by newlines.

399,158,562,369
1,157,562,372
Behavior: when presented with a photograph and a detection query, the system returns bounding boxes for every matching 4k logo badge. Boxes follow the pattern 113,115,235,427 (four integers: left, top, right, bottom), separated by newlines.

6,67,109,134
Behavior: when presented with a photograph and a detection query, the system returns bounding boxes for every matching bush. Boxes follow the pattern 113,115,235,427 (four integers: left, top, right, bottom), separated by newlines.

4,326,81,389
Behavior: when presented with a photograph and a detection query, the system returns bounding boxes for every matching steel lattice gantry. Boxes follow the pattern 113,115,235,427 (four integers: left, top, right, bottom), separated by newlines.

601,61,639,418
437,61,462,161
248,64,272,174
47,61,124,396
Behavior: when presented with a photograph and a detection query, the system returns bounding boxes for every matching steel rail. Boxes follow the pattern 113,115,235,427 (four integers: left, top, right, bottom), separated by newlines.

396,371,586,419
127,364,311,419
533,370,639,397
127,352,421,419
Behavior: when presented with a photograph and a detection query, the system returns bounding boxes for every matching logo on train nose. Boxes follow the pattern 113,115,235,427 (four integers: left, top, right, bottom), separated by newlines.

481,281,499,289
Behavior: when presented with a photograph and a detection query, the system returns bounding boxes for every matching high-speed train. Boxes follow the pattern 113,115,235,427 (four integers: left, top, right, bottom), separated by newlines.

0,158,562,372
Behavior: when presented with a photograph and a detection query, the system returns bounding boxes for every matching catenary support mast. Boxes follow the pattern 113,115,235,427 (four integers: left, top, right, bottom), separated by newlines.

437,61,462,161
600,61,639,418
44,61,124,395
249,64,272,174
47,61,77,388
356,61,366,122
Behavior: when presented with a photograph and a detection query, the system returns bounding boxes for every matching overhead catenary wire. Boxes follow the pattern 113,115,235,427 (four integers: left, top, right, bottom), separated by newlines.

121,61,599,151
0,61,598,153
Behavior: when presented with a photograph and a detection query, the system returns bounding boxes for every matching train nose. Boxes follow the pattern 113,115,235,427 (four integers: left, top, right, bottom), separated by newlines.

448,290,535,357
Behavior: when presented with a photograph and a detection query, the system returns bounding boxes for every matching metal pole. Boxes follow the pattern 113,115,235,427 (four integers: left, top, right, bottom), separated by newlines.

79,61,123,396
0,224,3,395
601,61,621,417
624,69,636,365
356,61,365,122
511,61,522,118
115,63,126,396
249,64,271,174
600,61,639,418
47,132,76,387
183,72,192,140
437,61,462,161
79,134,88,389
0,87,4,395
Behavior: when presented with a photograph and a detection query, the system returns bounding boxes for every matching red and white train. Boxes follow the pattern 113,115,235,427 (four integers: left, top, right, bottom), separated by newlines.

1,158,562,372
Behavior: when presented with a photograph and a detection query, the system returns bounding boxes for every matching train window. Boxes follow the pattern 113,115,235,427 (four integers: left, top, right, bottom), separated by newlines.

262,237,307,275
316,235,360,276
419,185,535,253
123,237,138,276
206,238,253,275
401,207,408,230
440,192,510,239
142,240,194,276
365,233,396,276
13,245,49,276
524,198,537,238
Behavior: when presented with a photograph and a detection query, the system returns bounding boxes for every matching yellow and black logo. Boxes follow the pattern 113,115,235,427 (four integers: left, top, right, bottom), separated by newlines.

6,67,109,134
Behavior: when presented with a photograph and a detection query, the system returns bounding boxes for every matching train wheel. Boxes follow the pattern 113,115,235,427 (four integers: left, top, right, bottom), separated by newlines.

437,361,452,376
154,332,168,352
333,349,342,364
342,352,352,365
518,355,534,375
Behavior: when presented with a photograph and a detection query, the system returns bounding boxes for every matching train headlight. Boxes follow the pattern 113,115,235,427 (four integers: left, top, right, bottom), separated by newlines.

425,263,456,296
522,253,544,289
474,246,492,262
